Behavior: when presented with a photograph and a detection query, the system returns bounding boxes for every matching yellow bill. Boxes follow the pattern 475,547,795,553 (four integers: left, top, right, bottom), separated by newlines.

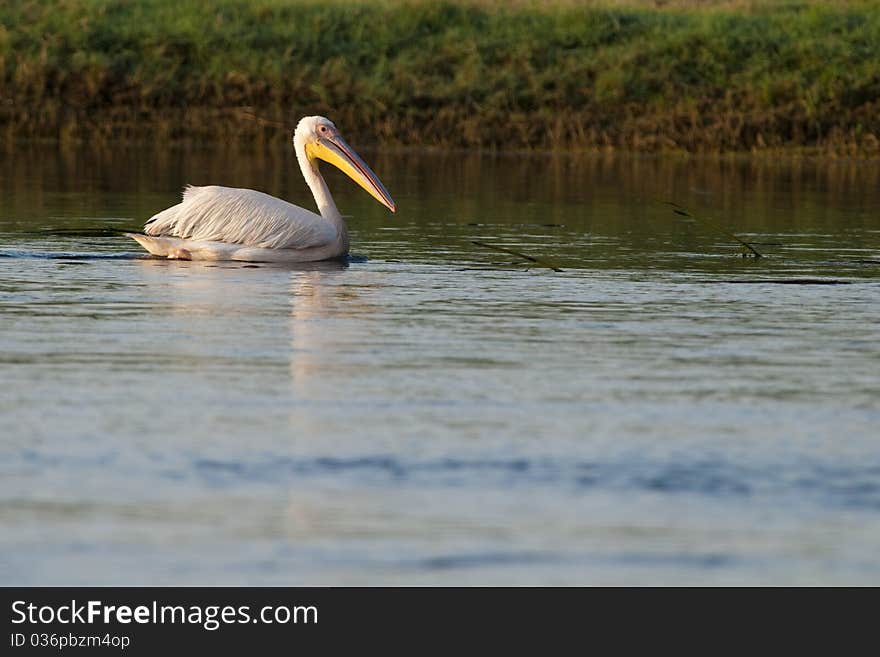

306,136,396,212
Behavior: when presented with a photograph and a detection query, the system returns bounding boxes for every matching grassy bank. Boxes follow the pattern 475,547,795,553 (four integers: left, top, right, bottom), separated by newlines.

2,0,880,153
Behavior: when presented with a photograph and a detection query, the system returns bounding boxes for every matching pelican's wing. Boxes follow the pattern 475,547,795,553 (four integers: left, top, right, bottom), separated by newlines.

144,185,336,249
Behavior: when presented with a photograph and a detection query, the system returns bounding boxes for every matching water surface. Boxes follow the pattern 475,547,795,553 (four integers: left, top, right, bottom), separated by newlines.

1,143,879,584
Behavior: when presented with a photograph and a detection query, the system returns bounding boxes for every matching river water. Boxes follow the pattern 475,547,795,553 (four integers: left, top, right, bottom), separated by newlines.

1,142,879,584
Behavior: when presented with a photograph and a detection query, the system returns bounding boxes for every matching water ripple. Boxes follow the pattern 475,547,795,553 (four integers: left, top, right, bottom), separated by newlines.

0,248,142,260
188,454,880,511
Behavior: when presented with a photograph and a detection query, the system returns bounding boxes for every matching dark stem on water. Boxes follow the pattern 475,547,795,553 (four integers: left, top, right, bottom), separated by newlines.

471,241,564,272
665,201,764,258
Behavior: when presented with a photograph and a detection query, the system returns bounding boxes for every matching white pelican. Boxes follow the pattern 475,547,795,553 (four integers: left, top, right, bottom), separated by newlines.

127,116,396,261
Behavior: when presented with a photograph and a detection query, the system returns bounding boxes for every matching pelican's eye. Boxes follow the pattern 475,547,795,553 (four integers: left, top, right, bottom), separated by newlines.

318,125,329,135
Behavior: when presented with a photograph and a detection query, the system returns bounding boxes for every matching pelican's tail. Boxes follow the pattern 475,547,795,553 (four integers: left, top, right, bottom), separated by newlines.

126,233,172,256
126,233,196,260
126,233,267,261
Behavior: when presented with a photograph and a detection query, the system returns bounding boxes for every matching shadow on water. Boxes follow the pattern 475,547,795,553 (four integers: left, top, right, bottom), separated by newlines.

0,249,142,260
0,247,364,271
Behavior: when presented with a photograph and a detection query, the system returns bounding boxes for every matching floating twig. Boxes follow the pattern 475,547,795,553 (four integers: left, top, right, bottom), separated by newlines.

665,201,764,258
471,240,563,272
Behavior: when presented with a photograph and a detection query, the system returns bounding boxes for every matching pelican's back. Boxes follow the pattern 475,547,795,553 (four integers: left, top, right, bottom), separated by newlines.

144,185,336,249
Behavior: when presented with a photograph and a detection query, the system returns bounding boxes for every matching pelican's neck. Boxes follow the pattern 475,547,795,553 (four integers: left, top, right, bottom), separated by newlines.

294,132,348,245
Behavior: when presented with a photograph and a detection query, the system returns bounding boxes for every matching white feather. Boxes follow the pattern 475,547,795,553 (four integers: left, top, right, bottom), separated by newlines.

144,185,336,249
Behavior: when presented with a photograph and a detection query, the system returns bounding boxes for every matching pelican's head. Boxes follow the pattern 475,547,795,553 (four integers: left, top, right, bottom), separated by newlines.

295,116,396,213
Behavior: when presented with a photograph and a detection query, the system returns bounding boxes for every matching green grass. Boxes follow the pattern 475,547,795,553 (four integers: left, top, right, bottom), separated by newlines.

2,0,880,153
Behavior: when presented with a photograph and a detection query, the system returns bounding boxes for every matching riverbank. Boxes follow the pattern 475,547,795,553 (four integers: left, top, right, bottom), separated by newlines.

2,0,879,153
